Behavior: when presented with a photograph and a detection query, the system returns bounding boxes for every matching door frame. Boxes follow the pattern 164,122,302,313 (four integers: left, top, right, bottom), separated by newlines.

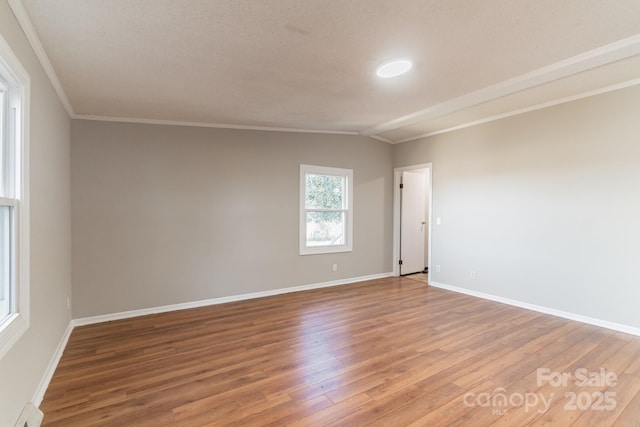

393,163,433,277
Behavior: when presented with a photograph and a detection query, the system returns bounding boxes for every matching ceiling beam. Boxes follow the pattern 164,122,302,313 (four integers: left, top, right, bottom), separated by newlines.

361,33,640,137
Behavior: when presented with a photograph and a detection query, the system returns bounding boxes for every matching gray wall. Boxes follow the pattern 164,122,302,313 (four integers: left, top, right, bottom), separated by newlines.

0,1,72,425
3,2,638,419
71,121,393,317
395,84,640,329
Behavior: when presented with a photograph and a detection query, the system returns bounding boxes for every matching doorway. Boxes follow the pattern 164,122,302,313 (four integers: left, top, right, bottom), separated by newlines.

393,163,432,278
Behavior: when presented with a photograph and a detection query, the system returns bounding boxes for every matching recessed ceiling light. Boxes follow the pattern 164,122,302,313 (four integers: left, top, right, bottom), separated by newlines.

376,59,413,78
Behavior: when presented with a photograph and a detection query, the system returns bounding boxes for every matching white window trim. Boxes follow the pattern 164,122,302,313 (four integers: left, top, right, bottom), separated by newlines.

300,164,353,255
0,34,30,360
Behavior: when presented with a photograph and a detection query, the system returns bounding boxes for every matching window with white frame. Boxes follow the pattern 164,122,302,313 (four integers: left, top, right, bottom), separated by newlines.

0,35,29,360
300,164,353,255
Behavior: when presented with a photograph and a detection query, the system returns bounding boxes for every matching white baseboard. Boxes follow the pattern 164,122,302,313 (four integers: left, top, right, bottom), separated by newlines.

32,321,74,406
72,272,393,327
14,402,43,427
33,273,638,421
429,280,640,337
33,272,392,414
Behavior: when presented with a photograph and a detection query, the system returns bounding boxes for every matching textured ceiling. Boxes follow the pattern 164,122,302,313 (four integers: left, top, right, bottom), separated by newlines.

16,0,640,142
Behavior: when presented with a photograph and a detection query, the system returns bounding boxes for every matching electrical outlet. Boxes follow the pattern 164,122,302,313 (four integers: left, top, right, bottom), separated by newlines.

67,297,70,310
436,217,441,225
435,265,441,273
471,271,476,280
332,264,338,272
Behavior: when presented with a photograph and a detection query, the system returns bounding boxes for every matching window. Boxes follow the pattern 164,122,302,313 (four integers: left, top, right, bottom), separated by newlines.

300,164,353,255
0,34,29,359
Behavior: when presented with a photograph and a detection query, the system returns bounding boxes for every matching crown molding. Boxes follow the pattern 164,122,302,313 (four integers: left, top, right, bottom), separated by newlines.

9,0,640,141
364,33,640,137
393,77,640,144
7,0,359,137
8,0,75,117
367,134,393,144
73,114,360,136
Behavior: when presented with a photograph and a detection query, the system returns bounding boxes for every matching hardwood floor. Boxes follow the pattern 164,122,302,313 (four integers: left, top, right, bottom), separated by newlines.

40,277,640,426
404,273,428,284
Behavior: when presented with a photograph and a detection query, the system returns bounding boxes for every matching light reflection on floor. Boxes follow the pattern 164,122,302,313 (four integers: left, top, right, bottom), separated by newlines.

404,273,428,284
291,303,369,401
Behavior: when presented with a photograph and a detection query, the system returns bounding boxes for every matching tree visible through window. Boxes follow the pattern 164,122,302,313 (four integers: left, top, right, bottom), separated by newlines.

300,165,353,255
305,174,345,246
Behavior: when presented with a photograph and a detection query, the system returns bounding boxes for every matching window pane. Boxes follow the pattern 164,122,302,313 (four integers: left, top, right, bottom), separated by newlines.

0,90,5,198
306,211,345,246
0,205,10,321
305,174,344,209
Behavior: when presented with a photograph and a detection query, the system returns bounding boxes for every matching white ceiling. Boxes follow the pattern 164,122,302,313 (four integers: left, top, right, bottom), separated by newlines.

12,0,640,143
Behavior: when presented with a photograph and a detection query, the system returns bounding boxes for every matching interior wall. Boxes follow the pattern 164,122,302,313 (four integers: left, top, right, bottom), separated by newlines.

0,1,72,425
71,121,393,318
395,84,640,329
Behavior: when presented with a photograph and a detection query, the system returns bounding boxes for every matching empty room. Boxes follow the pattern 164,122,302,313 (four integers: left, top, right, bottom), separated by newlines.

1,0,640,426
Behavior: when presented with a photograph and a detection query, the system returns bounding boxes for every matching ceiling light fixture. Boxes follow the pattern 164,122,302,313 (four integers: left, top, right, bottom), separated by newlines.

376,59,413,78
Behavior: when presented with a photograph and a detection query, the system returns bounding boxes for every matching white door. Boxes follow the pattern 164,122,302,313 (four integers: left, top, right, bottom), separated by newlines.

400,171,426,275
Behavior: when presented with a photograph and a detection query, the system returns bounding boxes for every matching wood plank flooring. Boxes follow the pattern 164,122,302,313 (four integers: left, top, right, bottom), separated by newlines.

40,277,640,426
405,273,428,284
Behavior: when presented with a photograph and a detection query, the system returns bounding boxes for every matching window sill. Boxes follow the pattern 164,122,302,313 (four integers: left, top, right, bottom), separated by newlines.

300,245,353,256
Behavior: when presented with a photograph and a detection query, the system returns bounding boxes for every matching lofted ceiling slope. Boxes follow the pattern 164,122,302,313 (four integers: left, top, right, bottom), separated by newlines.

10,0,640,143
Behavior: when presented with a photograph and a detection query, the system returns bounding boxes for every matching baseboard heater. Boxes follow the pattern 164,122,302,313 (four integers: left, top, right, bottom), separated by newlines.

14,403,43,427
